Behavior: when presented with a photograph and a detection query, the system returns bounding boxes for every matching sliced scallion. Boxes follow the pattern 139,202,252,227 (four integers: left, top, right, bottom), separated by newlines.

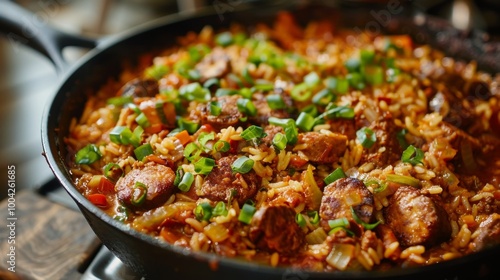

135,112,150,128
131,182,148,206
194,202,213,221
385,174,420,188
213,140,230,153
350,206,380,230
266,94,286,110
328,217,349,229
324,167,346,185
75,144,102,165
177,118,199,134
307,210,320,225
238,203,256,224
103,163,123,183
237,98,257,116
272,133,287,150
296,213,307,227
291,83,312,102
215,31,234,47
231,156,254,174
296,112,315,132
209,101,222,116
134,143,153,161
178,172,194,192
356,127,377,149
212,201,228,217
194,157,216,175
312,89,334,106
401,145,424,166
240,125,265,141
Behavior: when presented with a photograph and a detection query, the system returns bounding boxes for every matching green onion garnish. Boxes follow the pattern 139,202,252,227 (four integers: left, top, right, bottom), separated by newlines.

324,167,346,185
240,125,265,142
75,144,102,165
198,132,215,152
194,202,213,221
401,145,424,166
215,88,238,97
291,83,312,102
134,143,153,161
212,201,228,217
365,178,388,193
312,88,334,106
336,77,349,94
135,112,151,128
238,203,256,224
173,166,184,187
296,112,315,132
109,126,141,147
178,172,194,192
328,217,349,229
215,31,234,47
203,78,220,90
179,82,210,102
356,127,377,149
360,49,375,65
396,129,409,149
184,142,202,162
272,133,287,150
296,213,307,227
213,140,230,153
237,98,257,116
304,72,320,87
131,181,148,206
307,210,320,225
242,66,254,85
363,65,384,85
209,101,222,116
266,94,286,110
344,58,360,73
385,174,420,188
231,156,254,174
347,72,365,90
177,118,199,134
144,64,168,80
252,82,274,92
350,206,380,230
103,163,123,183
107,96,133,106
320,106,355,120
194,157,216,175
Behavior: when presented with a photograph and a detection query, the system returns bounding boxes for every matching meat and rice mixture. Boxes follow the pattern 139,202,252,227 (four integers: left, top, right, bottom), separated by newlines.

66,12,500,271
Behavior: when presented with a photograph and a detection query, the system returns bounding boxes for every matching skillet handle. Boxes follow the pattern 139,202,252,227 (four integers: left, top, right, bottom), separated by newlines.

0,1,96,73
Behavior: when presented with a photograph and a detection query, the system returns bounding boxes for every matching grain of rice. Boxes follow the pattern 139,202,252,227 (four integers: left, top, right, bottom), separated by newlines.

469,192,494,202
357,250,373,270
450,220,459,238
461,195,472,212
186,218,205,233
277,150,291,171
455,224,471,248
367,247,380,265
384,242,400,258
427,185,443,195
270,252,280,267
400,245,425,259
442,252,461,261
408,254,426,264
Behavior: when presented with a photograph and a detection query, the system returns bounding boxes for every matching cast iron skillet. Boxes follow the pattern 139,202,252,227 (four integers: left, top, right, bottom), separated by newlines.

1,1,499,279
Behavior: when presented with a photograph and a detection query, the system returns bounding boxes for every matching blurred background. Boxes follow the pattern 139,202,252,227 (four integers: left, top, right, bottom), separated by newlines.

0,0,499,201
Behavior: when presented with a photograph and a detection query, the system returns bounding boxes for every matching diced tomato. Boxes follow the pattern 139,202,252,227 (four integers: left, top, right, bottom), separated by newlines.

229,139,239,154
289,155,307,169
87,193,109,208
199,124,215,133
98,177,115,194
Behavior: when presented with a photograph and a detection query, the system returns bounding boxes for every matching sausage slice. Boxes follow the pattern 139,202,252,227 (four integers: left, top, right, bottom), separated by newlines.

297,132,347,164
249,205,305,255
384,186,451,247
116,164,176,210
471,213,500,252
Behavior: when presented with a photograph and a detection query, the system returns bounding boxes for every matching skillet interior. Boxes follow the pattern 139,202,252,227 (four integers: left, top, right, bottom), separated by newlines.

42,2,500,279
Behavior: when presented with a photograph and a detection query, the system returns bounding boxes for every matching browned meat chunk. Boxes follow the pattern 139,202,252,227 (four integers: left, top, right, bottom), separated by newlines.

328,119,356,140
297,132,347,164
198,155,260,204
196,95,243,131
119,78,159,98
428,90,475,130
116,164,176,210
249,205,305,255
195,47,230,82
319,178,374,230
384,186,451,247
260,125,284,146
471,213,500,252
359,113,402,168
250,92,293,125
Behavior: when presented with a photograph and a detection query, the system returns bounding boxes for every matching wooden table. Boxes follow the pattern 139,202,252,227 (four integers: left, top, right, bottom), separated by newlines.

0,190,100,280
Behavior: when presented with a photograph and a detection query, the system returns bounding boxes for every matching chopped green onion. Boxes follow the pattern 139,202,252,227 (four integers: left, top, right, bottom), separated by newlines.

198,132,215,151
239,87,252,99
240,125,265,141
107,96,133,106
328,217,350,229
231,156,254,174
401,145,424,166
173,166,184,187
237,98,257,116
103,163,123,182
344,58,361,72
179,82,210,102
135,112,150,128
144,64,168,80
215,88,238,97
187,69,201,81
203,78,220,90
296,213,307,227
312,89,334,106
317,106,355,121
268,117,298,145
75,144,102,165
252,82,274,92
291,83,312,102
268,117,294,127
360,49,375,65
208,101,222,116
213,140,230,153
238,203,256,224
109,126,141,147
134,143,153,161
363,65,384,85
324,167,346,185
307,210,320,225
385,174,420,188
328,226,355,237
228,73,244,88
242,66,254,85
188,44,210,62
212,201,228,217
365,178,388,193
215,31,234,47
301,104,318,117
194,157,216,175
350,206,380,230
324,77,337,90
386,68,401,83
347,73,365,90
127,103,142,114
178,172,194,192
131,182,148,206
177,118,199,134
356,127,377,149
336,77,349,94
194,202,213,221
272,133,287,150
184,142,202,162
266,94,286,110
155,101,168,124
396,129,409,149
304,72,320,87
296,112,315,132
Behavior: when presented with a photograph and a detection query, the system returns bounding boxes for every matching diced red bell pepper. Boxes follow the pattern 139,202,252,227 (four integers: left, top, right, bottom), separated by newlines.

87,193,108,208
